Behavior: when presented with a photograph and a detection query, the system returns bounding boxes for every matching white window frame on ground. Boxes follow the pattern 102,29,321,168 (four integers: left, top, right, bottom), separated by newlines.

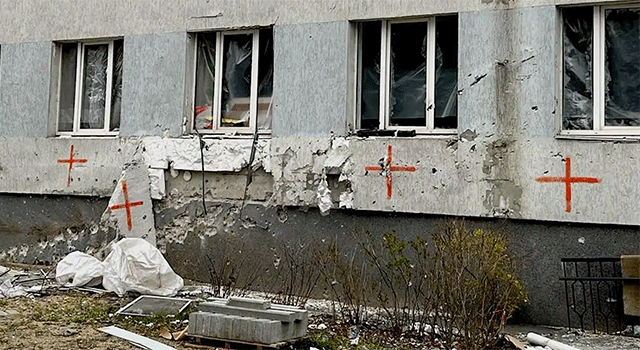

56,40,120,136
354,17,457,134
191,29,272,135
560,4,640,136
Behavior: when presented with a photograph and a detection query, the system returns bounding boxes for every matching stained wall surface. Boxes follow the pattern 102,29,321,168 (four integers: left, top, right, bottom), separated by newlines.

0,0,639,327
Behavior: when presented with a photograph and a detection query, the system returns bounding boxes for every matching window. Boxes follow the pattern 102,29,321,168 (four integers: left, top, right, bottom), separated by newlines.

355,15,458,133
56,39,123,135
562,6,640,134
192,28,273,133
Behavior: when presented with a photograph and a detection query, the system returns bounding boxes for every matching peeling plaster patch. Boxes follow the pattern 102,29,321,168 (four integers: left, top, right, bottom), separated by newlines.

142,136,271,173
339,191,354,209
483,180,522,217
317,176,332,215
460,129,478,142
148,168,166,200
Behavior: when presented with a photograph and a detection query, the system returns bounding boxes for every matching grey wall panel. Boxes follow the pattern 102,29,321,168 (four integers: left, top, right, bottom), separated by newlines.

120,33,187,137
0,42,52,138
272,21,349,137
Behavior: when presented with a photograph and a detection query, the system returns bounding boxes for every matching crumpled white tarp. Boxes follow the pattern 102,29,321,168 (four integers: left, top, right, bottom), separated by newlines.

56,251,104,287
102,238,184,297
0,280,26,298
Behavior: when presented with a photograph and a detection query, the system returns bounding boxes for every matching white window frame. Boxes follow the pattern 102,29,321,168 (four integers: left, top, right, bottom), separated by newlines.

56,40,118,136
191,29,266,134
354,18,456,135
560,4,640,136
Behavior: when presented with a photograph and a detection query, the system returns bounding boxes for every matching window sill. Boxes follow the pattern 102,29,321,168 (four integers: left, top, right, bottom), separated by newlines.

55,133,119,138
354,129,457,138
187,130,272,140
556,133,640,143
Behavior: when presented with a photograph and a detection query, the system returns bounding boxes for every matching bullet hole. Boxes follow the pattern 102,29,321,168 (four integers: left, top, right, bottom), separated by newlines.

432,168,437,174
143,215,147,220
531,106,538,111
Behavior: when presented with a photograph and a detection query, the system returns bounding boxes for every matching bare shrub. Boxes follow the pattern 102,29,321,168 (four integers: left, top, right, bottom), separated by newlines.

268,240,321,308
315,237,372,325
426,220,527,349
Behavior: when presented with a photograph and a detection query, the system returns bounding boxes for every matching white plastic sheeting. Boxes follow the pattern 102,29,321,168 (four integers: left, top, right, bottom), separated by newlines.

102,238,184,297
55,251,104,287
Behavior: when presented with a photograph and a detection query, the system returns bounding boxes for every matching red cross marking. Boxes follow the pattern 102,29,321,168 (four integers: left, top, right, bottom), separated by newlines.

109,181,144,231
57,144,87,187
365,145,417,199
535,157,600,213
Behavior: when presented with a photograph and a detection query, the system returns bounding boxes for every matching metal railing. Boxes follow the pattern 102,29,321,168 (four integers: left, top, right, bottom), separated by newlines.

559,257,636,333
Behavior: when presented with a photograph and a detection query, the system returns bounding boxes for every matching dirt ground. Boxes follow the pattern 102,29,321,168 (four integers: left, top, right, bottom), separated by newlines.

0,292,190,350
2,291,640,350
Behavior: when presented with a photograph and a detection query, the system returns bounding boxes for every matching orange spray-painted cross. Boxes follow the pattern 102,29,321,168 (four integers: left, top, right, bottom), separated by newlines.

109,181,144,231
365,145,417,199
57,145,87,186
535,157,601,213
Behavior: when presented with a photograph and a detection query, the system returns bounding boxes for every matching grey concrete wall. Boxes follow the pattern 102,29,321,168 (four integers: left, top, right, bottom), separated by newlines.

272,21,349,137
0,138,139,196
0,0,629,44
0,42,51,138
120,33,188,137
153,198,640,327
0,194,113,265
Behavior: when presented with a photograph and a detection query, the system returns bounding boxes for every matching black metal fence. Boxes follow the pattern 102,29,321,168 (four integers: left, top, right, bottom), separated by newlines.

560,257,636,333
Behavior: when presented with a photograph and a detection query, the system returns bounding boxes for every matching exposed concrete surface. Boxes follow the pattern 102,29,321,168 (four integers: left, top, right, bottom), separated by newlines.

120,33,187,138
0,42,51,138
0,194,113,265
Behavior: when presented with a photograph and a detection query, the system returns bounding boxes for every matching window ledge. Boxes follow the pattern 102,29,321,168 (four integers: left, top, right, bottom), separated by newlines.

186,131,272,140
556,134,640,143
352,129,457,139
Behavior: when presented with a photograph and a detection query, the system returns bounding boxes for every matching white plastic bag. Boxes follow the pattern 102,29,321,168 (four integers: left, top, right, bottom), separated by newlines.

55,251,104,287
102,238,184,297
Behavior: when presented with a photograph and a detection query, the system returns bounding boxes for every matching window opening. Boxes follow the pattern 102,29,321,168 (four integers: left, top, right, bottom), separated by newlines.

562,6,640,133
356,15,458,133
193,28,273,133
56,39,123,135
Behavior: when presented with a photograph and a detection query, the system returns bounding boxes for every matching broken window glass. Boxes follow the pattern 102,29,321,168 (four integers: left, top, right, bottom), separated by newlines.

80,44,109,129
221,34,253,128
358,21,382,129
389,21,428,127
562,7,593,130
604,8,640,127
257,28,273,130
58,39,122,134
110,40,123,132
58,43,78,132
434,15,458,129
194,33,216,130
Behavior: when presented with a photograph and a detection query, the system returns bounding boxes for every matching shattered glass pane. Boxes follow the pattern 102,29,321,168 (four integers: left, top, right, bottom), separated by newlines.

80,44,108,129
221,34,252,128
58,43,77,132
257,28,273,130
605,8,640,127
194,33,216,130
110,40,123,132
359,21,381,129
389,21,428,127
562,7,593,130
434,15,458,129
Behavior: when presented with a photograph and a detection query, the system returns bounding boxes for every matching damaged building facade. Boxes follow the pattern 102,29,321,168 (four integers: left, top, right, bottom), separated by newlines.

0,0,639,326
